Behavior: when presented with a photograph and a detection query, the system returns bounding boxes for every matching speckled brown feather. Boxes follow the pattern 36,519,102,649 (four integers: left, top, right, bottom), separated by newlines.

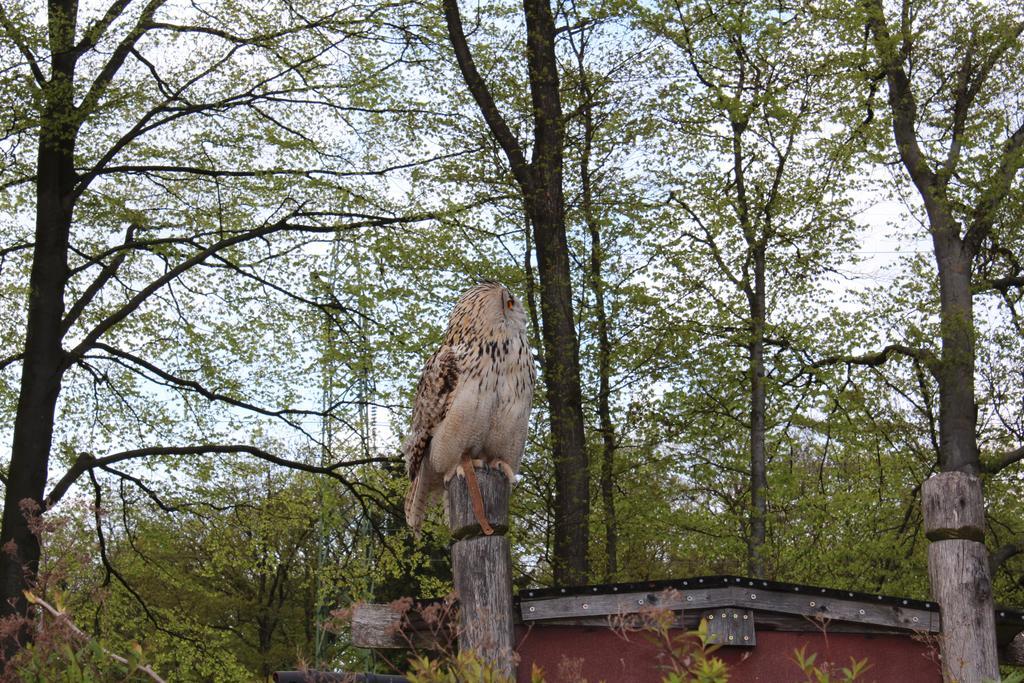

404,346,459,484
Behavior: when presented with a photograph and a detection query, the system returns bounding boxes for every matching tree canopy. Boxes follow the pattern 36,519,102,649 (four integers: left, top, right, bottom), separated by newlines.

0,0,1021,679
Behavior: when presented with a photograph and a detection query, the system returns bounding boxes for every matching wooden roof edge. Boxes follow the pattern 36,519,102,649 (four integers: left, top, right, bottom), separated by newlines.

517,574,1024,627
519,585,941,634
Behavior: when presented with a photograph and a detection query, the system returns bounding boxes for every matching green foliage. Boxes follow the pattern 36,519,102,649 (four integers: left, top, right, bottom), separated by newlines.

13,638,157,683
791,645,870,683
1,0,1023,675
6,591,164,683
405,652,515,683
648,619,731,683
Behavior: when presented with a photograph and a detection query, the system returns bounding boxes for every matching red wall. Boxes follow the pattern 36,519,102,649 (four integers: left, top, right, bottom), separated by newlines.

515,625,942,682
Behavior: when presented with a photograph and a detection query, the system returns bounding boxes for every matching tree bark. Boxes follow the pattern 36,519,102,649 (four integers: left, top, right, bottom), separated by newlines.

521,0,588,587
583,115,617,585
730,98,767,579
933,234,979,474
442,0,589,585
747,246,767,579
0,0,78,645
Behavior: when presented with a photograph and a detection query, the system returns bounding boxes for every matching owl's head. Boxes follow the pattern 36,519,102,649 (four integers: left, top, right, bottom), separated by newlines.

448,280,527,339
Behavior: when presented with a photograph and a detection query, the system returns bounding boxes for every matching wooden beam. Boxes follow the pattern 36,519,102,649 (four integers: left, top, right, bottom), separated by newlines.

703,608,756,647
350,602,452,650
923,472,1000,682
923,472,985,542
447,465,516,679
520,586,939,633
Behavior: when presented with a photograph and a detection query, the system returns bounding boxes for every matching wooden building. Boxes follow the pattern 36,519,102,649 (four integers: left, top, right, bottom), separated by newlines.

351,574,1024,682
314,471,1024,682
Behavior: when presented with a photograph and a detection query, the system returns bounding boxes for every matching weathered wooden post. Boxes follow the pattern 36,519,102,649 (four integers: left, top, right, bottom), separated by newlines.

446,465,515,680
922,471,999,682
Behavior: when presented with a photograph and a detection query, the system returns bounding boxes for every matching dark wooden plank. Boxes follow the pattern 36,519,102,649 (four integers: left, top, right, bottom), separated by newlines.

751,611,930,636
703,608,756,647
725,587,939,633
520,587,735,621
520,586,939,634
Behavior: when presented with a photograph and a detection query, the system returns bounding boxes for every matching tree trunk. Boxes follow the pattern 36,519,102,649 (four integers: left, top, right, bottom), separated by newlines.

574,52,617,581
922,473,998,683
442,0,589,586
933,234,979,474
0,1,78,650
528,201,588,586
521,0,589,586
869,17,1002,667
747,247,767,579
730,101,767,579
925,230,999,681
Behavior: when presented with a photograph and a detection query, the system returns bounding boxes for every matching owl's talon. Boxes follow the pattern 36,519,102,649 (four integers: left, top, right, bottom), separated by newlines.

495,461,515,481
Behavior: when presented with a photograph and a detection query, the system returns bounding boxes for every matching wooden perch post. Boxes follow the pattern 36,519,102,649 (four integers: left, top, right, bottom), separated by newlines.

922,471,999,683
446,464,515,680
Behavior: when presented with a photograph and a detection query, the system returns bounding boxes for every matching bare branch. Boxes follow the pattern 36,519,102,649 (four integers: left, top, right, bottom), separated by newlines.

63,212,430,362
442,0,532,192
0,4,46,85
89,341,325,428
74,0,134,55
99,464,179,512
865,0,940,211
84,146,480,180
0,241,34,260
0,353,23,373
86,470,196,642
981,445,1024,474
144,12,344,46
810,343,939,377
68,235,202,274
990,537,1024,575
668,192,741,287
975,272,1024,295
965,119,1024,251
45,444,398,509
77,0,169,117
61,224,137,335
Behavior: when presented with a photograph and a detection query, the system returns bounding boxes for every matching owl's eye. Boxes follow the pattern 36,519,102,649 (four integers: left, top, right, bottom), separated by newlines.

506,298,514,310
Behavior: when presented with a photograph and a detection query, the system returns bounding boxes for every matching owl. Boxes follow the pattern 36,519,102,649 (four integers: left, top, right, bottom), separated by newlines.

403,281,535,533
